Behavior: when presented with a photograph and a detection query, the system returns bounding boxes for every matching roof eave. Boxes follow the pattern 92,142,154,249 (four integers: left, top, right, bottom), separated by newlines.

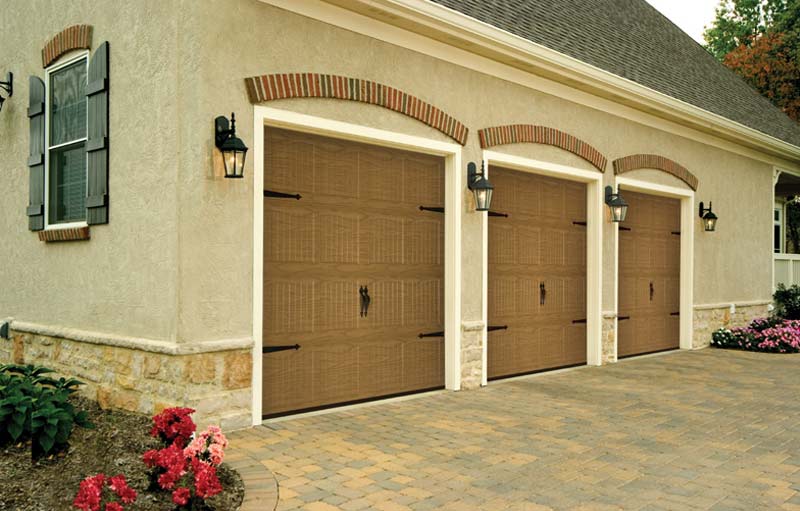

321,0,800,162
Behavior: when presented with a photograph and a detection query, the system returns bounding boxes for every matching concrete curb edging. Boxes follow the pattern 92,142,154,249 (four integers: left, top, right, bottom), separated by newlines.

225,450,279,511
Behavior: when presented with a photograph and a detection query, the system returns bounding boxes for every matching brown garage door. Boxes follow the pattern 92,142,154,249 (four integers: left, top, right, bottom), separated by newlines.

261,128,445,417
487,166,587,379
618,190,681,358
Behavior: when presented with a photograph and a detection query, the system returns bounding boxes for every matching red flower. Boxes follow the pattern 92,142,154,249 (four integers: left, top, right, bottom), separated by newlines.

150,407,196,448
172,487,191,506
191,458,222,499
105,503,123,511
109,474,137,504
73,474,106,511
144,443,188,490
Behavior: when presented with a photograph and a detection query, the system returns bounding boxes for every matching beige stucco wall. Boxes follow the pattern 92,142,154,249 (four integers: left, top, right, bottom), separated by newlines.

0,1,180,341
0,0,787,355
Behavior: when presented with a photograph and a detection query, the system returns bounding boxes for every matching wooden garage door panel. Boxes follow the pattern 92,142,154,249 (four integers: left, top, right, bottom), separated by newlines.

263,128,445,416
488,167,587,379
618,190,681,358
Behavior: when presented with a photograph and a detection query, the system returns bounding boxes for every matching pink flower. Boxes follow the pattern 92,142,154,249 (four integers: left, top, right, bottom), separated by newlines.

105,503,123,511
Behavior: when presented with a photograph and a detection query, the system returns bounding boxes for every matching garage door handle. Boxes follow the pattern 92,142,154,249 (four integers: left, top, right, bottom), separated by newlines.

359,286,371,317
418,331,445,338
263,344,301,354
540,282,546,305
264,189,302,200
649,282,654,301
487,325,508,332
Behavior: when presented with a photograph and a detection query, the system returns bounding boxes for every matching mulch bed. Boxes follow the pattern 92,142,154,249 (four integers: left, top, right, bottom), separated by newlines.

0,397,244,511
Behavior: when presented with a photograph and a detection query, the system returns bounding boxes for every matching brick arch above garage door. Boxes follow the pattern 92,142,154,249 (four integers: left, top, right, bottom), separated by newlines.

244,73,468,145
613,154,698,190
477,125,607,172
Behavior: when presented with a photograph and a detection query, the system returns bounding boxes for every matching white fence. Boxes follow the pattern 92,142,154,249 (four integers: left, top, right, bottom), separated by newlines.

774,253,800,288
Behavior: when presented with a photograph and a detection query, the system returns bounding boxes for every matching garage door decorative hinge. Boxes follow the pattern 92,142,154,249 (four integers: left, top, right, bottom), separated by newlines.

488,211,509,217
670,312,680,316
487,325,508,332
572,221,587,226
671,231,681,236
572,319,587,324
263,344,301,354
618,315,630,321
264,189,302,200
419,206,444,213
418,330,445,338
619,226,632,231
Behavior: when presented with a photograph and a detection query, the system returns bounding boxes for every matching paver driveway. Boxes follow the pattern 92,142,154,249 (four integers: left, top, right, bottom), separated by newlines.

229,349,800,510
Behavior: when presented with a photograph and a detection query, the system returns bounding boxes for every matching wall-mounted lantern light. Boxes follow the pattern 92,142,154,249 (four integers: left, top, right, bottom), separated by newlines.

604,186,628,223
214,112,248,178
0,72,13,112
699,201,718,232
467,162,494,211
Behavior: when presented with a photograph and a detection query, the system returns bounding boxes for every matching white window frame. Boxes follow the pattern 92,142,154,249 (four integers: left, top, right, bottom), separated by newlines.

44,50,90,231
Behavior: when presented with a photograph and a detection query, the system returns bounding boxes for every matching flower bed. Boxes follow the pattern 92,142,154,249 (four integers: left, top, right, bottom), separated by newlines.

0,397,243,510
711,317,800,353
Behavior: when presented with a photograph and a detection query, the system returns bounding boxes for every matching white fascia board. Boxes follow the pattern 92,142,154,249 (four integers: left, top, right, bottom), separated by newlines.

315,0,800,163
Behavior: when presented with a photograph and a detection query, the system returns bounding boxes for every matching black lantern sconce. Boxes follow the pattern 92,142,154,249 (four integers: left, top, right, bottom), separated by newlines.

0,72,12,112
467,162,494,211
699,201,718,232
604,186,628,223
214,112,248,178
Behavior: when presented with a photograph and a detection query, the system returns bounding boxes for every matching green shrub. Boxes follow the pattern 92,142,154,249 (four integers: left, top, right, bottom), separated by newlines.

0,364,93,457
774,284,800,320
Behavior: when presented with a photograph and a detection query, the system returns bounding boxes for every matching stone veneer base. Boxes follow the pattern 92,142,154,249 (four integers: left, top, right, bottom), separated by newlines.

692,303,770,349
0,331,253,430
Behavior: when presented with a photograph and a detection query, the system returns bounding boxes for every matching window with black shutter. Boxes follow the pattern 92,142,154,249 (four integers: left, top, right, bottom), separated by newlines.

27,41,109,235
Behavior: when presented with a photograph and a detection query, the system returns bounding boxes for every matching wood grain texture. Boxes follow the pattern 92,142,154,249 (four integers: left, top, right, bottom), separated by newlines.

487,166,587,379
262,128,445,416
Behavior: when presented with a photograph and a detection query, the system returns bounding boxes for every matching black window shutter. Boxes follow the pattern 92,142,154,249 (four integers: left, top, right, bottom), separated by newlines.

27,76,45,231
86,41,109,225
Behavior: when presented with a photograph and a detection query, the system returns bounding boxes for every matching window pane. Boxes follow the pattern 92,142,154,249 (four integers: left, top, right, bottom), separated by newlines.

50,59,87,146
49,143,86,224
775,224,782,253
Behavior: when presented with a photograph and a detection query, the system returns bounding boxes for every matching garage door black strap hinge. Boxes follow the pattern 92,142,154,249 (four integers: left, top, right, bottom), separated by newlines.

572,319,587,324
487,325,508,332
263,344,301,354
264,189,302,200
572,221,587,226
419,206,444,213
418,330,445,338
670,312,680,316
488,211,509,217
671,231,681,236
619,226,632,231
618,316,631,321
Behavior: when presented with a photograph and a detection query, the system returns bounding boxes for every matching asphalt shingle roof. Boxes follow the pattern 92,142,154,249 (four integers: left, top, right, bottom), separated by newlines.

430,0,800,147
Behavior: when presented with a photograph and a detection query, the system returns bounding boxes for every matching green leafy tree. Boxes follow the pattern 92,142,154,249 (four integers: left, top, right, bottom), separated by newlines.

704,0,789,60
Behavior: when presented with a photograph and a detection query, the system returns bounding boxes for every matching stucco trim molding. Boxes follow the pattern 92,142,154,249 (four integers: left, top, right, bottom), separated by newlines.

477,125,607,172
693,300,772,310
244,72,468,145
5,319,253,355
613,154,698,190
42,25,93,68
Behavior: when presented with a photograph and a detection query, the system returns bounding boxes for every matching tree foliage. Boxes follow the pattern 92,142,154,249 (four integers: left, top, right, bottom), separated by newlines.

704,0,789,60
705,0,800,121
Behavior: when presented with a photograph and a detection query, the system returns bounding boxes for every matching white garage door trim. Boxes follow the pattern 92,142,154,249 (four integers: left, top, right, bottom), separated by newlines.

252,106,464,425
615,176,695,357
481,150,605,385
